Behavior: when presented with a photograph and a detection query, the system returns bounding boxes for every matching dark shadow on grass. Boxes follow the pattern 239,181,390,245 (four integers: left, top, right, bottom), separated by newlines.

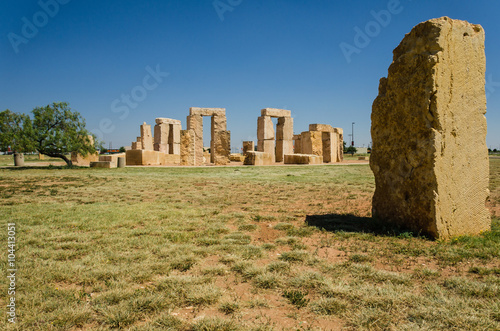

2,165,87,171
305,213,430,239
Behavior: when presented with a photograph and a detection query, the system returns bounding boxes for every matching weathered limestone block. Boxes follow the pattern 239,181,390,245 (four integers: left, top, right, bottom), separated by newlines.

187,114,203,165
309,124,334,132
257,116,274,140
230,154,245,162
71,152,99,166
301,131,323,156
213,130,231,165
156,118,181,125
258,139,276,158
370,17,490,239
140,123,154,151
293,134,302,154
154,122,169,153
190,107,226,117
261,108,291,118
276,140,293,163
284,154,323,165
99,153,126,168
171,123,181,144
125,150,179,166
180,129,195,166
242,141,255,155
333,128,344,162
277,117,293,140
244,151,274,166
322,132,335,163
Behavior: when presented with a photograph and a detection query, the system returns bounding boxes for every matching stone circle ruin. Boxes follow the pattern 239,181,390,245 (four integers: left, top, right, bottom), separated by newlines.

125,107,344,166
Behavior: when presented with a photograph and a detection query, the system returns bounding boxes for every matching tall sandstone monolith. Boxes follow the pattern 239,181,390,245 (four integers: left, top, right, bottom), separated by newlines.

370,17,490,239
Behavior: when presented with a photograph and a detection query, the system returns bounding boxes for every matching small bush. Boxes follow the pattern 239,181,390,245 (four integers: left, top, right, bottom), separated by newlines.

282,290,309,309
219,301,240,315
279,250,309,263
310,298,347,315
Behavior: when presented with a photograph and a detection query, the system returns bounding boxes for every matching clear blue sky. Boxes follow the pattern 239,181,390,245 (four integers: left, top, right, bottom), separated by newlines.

1,0,499,150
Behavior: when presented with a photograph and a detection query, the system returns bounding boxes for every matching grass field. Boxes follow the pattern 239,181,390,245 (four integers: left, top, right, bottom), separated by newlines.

0,156,499,330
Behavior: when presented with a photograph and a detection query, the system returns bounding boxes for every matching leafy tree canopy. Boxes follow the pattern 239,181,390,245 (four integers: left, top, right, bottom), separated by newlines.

0,109,34,153
31,102,98,166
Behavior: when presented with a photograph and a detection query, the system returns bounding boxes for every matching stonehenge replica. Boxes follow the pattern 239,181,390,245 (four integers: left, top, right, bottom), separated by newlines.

370,17,491,239
125,107,344,166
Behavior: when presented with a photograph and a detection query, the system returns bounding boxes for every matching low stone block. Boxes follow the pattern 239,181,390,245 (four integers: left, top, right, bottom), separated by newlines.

71,152,99,167
244,151,274,166
230,154,245,162
125,150,179,166
284,154,323,165
99,153,126,168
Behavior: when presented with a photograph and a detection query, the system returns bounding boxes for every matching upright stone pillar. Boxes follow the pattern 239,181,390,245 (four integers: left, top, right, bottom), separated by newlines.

187,114,203,165
154,119,170,153
276,117,293,162
370,17,490,239
140,123,154,151
180,129,195,166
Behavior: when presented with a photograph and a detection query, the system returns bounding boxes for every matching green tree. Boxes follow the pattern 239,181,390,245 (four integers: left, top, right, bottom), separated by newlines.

119,146,126,153
345,146,357,155
31,102,98,166
0,110,35,165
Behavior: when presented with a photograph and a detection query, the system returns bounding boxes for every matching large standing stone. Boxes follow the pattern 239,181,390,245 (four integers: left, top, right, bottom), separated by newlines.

180,129,195,166
370,17,490,239
140,123,154,151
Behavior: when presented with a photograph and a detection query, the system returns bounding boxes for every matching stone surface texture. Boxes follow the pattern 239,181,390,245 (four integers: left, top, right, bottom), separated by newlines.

370,17,490,239
242,141,255,155
284,154,323,165
140,123,154,151
243,151,274,166
180,129,195,166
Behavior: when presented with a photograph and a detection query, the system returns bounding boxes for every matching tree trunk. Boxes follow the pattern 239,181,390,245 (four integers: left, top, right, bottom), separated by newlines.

13,152,24,167
42,152,73,166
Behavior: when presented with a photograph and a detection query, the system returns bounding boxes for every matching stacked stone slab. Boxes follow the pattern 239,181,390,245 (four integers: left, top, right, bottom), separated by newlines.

257,108,293,162
295,124,343,163
186,108,231,166
154,118,181,155
242,141,255,155
370,17,490,239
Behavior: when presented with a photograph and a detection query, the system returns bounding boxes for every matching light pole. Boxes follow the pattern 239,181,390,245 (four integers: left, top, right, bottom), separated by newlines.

351,122,355,147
